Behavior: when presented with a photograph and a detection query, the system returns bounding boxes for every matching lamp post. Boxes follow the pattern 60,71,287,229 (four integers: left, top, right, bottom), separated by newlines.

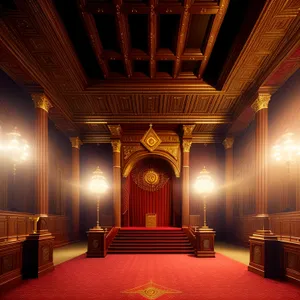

86,166,109,258
193,166,216,258
194,166,215,230
89,166,108,231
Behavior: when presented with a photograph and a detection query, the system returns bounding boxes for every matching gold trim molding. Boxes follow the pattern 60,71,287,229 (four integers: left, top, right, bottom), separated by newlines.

182,140,192,152
108,125,122,137
182,125,195,137
31,93,53,112
111,140,121,152
251,93,271,113
70,137,83,149
223,137,234,150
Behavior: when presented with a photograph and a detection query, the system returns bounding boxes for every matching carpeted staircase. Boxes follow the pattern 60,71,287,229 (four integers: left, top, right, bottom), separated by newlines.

108,228,194,254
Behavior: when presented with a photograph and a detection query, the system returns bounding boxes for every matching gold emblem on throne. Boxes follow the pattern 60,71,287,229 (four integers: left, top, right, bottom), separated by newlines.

144,170,159,185
141,124,162,152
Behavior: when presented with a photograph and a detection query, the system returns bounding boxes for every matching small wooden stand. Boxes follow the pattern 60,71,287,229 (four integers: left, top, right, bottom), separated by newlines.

146,213,156,227
86,228,106,258
248,233,280,278
22,232,54,278
195,228,216,258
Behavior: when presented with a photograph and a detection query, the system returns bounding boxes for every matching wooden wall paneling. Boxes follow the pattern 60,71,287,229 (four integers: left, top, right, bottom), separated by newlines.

0,241,22,291
283,242,300,284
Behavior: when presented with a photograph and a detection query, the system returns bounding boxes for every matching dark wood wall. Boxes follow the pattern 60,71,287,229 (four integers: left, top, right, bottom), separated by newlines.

0,70,72,243
233,70,300,245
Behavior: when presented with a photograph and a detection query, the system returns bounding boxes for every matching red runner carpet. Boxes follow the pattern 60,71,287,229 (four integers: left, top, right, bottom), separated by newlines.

2,253,300,300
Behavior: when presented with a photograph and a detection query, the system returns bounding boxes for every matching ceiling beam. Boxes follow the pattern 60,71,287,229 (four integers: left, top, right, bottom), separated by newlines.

198,0,229,78
79,0,110,79
114,0,133,78
73,115,232,124
173,0,192,79
192,133,223,143
149,0,157,79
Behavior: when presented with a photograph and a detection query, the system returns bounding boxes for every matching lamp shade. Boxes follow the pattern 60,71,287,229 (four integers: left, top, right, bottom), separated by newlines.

194,167,214,195
89,166,108,195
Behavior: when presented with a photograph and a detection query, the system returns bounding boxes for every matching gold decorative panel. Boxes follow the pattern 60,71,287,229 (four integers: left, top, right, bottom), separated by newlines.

140,125,162,152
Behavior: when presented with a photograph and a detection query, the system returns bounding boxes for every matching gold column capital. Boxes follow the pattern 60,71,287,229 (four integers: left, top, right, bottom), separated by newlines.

108,125,122,137
223,137,234,150
70,137,83,149
182,125,195,137
31,93,53,112
111,140,121,153
182,140,192,152
251,93,271,113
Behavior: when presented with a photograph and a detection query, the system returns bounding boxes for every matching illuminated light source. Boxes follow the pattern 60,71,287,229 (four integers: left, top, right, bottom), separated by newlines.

272,132,300,167
194,167,215,230
89,166,108,230
0,127,30,175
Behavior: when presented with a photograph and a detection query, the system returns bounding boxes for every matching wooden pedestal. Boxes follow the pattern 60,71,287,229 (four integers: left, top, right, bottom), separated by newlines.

248,234,281,278
195,228,216,258
22,232,55,279
86,228,106,258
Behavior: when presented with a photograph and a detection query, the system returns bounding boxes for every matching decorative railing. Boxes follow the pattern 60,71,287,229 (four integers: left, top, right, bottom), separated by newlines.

0,210,72,246
105,227,119,250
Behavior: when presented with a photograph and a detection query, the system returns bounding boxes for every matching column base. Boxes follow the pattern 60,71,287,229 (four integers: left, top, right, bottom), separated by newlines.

86,228,106,258
22,231,55,279
248,233,282,278
195,228,216,258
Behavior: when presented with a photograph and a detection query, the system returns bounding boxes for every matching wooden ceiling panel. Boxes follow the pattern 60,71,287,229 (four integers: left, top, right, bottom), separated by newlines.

187,95,215,113
1,0,299,143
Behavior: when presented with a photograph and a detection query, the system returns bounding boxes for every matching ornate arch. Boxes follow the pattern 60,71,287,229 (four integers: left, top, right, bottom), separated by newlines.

122,150,180,178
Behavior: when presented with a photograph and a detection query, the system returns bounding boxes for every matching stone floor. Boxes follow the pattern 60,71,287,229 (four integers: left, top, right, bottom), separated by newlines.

53,241,250,266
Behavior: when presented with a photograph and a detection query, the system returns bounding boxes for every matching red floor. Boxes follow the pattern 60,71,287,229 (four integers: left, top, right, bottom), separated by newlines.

1,253,300,299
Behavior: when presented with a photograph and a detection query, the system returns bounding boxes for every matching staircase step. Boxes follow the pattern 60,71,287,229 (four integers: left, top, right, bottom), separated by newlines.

107,229,193,255
109,249,194,254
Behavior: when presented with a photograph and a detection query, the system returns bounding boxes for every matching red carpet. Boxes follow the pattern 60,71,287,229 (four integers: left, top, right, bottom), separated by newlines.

1,253,300,300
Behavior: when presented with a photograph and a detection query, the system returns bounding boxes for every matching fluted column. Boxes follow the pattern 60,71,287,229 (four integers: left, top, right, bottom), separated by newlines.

252,94,270,218
70,137,82,240
182,140,192,227
32,93,52,216
223,137,234,239
112,140,121,228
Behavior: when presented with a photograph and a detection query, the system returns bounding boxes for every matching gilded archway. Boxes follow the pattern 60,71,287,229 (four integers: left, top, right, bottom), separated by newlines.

122,149,180,178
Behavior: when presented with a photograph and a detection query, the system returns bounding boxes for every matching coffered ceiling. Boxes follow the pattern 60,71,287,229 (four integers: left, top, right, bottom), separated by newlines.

0,0,299,143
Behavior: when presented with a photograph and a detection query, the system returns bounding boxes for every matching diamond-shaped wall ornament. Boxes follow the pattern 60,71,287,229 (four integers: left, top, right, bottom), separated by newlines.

140,124,162,152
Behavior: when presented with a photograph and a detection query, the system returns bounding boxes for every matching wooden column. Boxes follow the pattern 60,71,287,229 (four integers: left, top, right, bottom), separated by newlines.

32,93,52,216
23,93,54,279
70,137,82,240
181,125,195,228
182,141,191,227
111,140,121,228
223,137,234,240
248,93,279,279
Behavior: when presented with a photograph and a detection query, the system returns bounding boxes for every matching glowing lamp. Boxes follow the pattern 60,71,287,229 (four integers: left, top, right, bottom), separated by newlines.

194,167,215,230
89,167,108,230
